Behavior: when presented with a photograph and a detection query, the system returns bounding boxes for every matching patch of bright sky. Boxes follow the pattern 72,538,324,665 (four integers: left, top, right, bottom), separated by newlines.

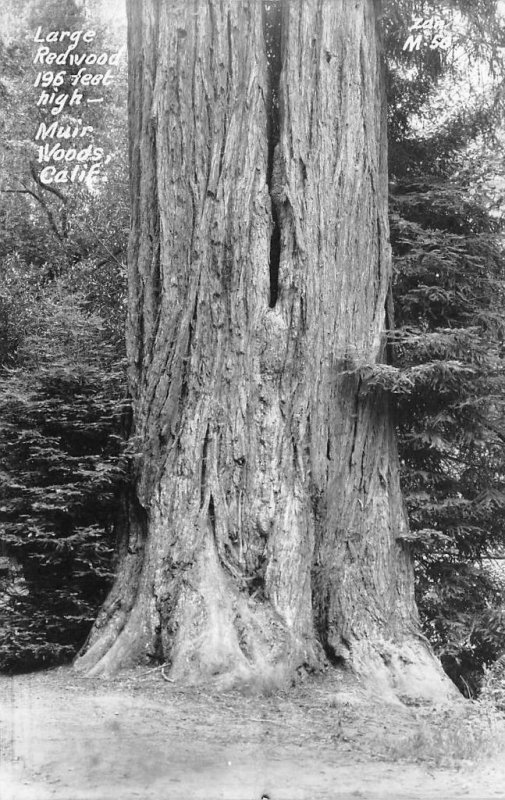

408,8,504,138
96,0,126,25
80,0,126,50
397,5,505,223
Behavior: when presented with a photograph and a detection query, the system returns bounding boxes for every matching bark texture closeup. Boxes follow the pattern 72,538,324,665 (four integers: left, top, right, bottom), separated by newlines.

75,0,454,699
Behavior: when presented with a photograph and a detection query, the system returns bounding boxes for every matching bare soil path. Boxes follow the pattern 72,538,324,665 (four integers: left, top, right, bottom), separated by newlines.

1,666,505,800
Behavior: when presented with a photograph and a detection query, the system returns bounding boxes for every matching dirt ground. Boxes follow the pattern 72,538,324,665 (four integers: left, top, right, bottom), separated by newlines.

1,666,505,800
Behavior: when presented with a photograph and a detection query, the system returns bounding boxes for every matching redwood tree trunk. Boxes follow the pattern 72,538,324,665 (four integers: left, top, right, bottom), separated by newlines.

76,0,453,698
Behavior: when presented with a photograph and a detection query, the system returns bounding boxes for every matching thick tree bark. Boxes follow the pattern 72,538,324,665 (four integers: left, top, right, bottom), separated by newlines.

76,0,454,699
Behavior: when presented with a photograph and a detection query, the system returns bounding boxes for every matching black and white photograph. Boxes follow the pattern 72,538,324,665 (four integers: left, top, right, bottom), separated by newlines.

1,1,505,797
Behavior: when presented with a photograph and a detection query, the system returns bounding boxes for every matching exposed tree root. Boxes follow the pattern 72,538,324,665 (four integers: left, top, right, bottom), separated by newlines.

350,638,460,704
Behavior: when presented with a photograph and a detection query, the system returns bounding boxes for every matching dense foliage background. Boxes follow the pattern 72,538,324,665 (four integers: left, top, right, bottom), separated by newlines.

0,0,129,670
1,0,505,696
384,0,505,695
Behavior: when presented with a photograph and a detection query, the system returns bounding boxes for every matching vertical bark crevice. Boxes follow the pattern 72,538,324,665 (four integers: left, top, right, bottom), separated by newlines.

208,493,217,538
268,207,281,308
348,376,362,472
263,0,283,308
200,424,210,507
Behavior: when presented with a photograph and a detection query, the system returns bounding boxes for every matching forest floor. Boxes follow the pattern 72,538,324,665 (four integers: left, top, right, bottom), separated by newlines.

1,666,505,800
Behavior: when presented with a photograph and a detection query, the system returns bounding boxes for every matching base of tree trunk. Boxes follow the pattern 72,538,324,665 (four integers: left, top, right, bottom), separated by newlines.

74,535,321,688
75,636,457,705
349,639,460,704
74,544,457,704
